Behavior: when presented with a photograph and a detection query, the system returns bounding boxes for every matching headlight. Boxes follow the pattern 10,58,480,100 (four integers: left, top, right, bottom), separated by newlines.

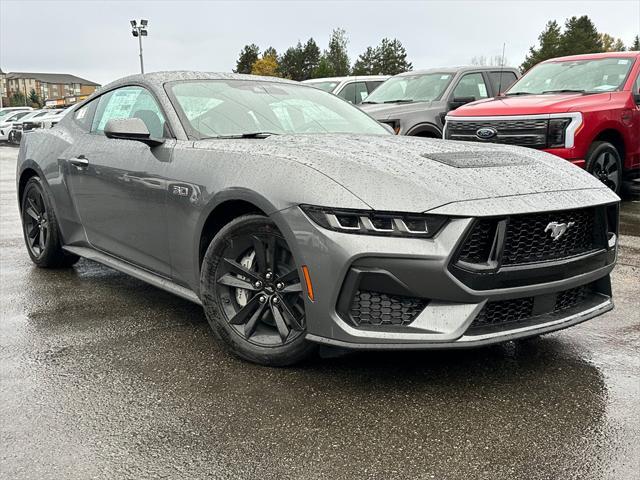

547,118,572,148
300,205,448,238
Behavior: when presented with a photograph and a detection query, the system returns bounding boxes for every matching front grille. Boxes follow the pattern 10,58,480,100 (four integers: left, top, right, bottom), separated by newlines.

470,282,596,331
349,290,426,327
502,209,596,265
446,119,548,149
457,208,601,267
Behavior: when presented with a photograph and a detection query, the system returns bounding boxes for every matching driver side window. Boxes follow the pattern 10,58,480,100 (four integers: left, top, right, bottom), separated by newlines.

91,86,166,138
452,73,489,100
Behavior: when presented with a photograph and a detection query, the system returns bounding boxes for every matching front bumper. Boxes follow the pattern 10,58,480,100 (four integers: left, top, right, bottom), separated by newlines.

274,197,617,350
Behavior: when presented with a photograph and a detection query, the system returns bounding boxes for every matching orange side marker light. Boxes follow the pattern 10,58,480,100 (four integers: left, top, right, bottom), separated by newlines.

301,265,314,301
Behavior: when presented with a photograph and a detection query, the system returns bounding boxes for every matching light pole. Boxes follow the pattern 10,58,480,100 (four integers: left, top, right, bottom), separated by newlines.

130,19,148,74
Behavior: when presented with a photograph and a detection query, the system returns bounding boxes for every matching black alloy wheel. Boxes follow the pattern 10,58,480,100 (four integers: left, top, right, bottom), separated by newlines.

201,215,315,365
586,141,622,193
20,176,79,268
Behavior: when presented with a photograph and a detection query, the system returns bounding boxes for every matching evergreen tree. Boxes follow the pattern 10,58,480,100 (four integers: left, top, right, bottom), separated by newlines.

302,38,321,80
352,46,378,75
324,28,350,76
559,16,603,56
9,92,26,107
521,20,562,72
313,56,334,78
234,44,260,74
373,38,412,75
631,35,640,51
263,47,278,59
279,42,305,80
28,88,42,108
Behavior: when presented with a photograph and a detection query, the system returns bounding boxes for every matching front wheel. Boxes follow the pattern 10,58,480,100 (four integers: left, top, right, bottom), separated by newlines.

585,141,622,194
21,176,79,268
200,215,316,366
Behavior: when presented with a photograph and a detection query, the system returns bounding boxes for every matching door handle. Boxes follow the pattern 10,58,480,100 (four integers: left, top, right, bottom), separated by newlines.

69,156,89,168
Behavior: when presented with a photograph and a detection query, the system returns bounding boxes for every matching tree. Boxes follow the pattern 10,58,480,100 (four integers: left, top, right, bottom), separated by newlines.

559,16,603,56
9,92,26,107
313,56,334,78
631,35,640,51
28,88,42,108
521,20,562,72
251,54,280,77
302,38,321,79
234,44,260,74
279,42,305,80
353,38,412,75
352,46,378,75
600,33,625,52
324,28,350,76
471,55,509,67
372,38,412,75
263,46,278,59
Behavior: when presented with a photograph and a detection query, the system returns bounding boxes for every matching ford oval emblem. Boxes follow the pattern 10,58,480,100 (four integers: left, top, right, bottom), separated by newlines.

476,127,497,139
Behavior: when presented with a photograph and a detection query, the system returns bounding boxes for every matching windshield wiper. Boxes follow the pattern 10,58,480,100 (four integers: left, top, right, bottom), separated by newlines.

504,91,534,96
361,100,380,104
383,99,414,104
204,132,280,139
541,89,585,94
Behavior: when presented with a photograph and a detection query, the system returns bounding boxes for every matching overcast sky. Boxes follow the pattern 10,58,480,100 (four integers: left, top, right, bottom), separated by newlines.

1,0,639,85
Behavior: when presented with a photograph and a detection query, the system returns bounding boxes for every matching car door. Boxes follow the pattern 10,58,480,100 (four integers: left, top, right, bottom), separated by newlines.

63,85,174,276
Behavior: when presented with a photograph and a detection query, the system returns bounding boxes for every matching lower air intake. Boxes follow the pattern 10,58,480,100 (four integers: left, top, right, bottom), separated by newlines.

349,290,426,327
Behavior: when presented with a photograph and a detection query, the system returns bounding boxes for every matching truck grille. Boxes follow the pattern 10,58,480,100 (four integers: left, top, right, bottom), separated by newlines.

446,119,548,149
457,208,601,267
349,290,426,327
470,283,595,330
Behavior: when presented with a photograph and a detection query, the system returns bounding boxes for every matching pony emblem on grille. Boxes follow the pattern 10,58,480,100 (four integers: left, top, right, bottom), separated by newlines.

545,221,575,241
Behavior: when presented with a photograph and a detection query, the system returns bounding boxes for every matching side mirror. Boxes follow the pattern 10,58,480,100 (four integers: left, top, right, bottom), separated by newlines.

104,118,164,146
448,96,476,110
379,122,396,135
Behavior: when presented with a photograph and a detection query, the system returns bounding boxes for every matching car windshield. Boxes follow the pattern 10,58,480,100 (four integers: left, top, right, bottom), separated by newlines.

306,81,339,93
508,57,635,95
168,80,389,138
363,73,453,103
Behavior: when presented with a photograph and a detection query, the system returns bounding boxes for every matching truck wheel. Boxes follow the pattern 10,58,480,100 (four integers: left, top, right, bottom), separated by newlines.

585,141,622,194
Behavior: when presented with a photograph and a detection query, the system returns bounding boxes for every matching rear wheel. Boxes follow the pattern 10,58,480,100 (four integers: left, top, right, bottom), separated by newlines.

21,176,79,268
200,215,316,366
585,141,622,193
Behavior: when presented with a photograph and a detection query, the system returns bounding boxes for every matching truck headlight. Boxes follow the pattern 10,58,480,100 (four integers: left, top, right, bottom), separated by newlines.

547,118,572,148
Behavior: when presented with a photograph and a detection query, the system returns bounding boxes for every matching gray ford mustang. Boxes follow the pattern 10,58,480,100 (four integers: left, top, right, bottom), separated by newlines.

16,72,619,366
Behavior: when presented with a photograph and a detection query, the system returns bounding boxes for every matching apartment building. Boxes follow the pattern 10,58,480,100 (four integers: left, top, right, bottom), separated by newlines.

4,71,100,106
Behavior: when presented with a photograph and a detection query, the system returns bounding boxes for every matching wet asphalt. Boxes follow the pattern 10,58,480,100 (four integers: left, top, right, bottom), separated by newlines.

1,144,639,480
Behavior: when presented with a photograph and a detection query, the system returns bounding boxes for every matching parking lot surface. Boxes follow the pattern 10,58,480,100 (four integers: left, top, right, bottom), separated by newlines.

1,144,639,479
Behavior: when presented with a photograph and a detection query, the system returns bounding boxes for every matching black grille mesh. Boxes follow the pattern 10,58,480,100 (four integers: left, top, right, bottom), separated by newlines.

470,283,595,330
349,290,426,327
555,284,592,312
502,209,596,265
457,220,496,264
446,119,548,149
472,297,534,328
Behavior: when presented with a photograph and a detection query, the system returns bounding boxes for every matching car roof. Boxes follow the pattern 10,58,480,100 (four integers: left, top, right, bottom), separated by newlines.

542,51,640,63
102,71,300,91
303,75,390,83
396,66,518,77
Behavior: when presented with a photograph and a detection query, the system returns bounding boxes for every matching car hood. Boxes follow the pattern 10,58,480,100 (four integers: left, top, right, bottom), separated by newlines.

448,92,612,116
359,101,435,120
195,134,608,213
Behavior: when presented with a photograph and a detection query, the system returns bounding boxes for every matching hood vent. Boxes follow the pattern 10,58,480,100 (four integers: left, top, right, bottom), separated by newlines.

422,151,534,168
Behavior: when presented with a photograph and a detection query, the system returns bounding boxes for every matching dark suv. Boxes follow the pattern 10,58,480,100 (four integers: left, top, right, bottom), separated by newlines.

359,66,520,137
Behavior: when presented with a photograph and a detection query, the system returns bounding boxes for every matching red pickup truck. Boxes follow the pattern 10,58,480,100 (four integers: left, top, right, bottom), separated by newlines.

444,52,640,194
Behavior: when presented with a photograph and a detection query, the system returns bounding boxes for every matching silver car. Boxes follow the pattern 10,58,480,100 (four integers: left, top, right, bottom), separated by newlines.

303,75,389,104
16,72,619,366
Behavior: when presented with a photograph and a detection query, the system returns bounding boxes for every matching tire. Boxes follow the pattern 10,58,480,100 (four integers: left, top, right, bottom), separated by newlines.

8,131,17,145
585,141,622,194
200,214,316,366
20,176,79,268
